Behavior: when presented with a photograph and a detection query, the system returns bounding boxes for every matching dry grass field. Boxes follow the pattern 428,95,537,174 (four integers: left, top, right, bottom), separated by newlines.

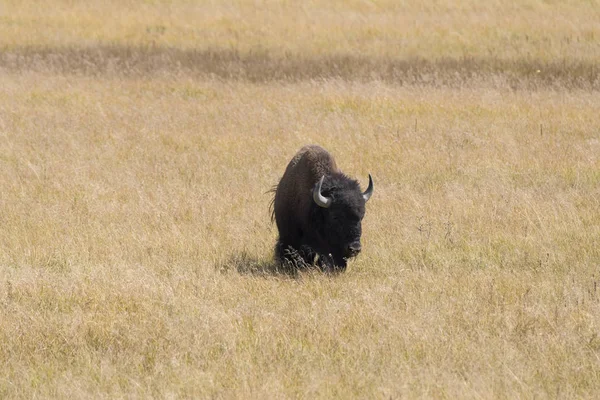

1,1,600,398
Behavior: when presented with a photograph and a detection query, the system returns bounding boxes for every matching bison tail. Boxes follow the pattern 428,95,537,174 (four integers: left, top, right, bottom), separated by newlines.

266,182,279,223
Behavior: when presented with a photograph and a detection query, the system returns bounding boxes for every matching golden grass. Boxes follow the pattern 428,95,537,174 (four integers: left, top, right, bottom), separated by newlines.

2,0,600,62
2,72,599,399
1,1,600,398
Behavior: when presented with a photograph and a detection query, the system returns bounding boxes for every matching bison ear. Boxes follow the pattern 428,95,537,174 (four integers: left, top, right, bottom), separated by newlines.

313,175,332,208
362,174,373,202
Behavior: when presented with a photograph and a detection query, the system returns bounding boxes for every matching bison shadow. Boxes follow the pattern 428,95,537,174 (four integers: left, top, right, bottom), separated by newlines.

217,251,301,278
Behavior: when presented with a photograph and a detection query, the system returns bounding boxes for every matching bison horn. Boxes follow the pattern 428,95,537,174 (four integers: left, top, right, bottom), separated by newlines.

313,175,332,208
362,174,374,202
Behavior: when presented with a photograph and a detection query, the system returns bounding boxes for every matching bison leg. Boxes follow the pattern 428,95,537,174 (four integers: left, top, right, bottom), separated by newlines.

274,240,304,268
274,240,300,268
317,253,334,272
317,254,347,273
298,245,318,266
275,240,318,269
274,240,287,263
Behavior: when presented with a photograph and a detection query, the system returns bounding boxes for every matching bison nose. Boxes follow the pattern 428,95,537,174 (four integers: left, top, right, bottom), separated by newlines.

347,242,362,257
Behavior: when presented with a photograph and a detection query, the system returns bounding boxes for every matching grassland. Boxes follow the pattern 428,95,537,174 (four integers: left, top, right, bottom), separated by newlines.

1,1,600,398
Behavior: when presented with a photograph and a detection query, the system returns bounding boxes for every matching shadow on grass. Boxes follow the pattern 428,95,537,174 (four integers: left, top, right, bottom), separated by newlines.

217,252,300,278
2,45,598,89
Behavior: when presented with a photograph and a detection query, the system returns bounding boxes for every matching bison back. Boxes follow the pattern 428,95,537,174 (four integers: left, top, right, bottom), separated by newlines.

273,145,339,238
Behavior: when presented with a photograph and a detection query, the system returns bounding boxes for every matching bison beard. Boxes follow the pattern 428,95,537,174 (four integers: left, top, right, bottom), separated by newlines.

271,145,373,272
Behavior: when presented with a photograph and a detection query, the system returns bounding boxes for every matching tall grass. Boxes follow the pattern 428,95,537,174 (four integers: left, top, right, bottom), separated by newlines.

1,0,600,398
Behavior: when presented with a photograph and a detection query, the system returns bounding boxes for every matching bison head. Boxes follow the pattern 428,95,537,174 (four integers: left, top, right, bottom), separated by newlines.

310,173,373,270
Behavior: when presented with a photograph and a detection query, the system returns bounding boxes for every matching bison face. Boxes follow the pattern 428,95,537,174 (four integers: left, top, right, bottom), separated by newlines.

325,202,365,261
311,174,373,269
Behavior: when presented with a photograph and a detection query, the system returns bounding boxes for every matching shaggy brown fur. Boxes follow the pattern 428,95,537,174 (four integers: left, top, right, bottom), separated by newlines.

271,145,372,271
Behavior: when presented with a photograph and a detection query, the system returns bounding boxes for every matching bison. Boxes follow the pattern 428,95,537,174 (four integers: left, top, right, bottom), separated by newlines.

271,145,373,271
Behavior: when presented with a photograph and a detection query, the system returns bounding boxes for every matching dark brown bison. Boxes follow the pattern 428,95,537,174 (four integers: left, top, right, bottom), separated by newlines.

271,145,373,271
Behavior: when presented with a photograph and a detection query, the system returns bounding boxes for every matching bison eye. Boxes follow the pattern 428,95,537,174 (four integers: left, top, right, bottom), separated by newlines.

330,213,342,222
